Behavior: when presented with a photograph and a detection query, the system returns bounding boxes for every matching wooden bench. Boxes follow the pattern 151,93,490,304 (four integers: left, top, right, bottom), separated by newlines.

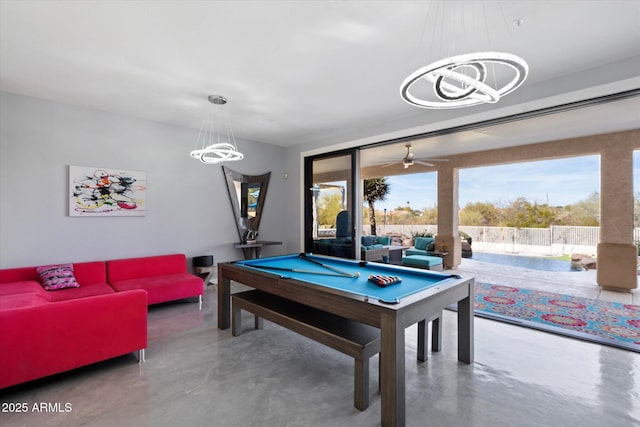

232,289,380,410
232,290,443,411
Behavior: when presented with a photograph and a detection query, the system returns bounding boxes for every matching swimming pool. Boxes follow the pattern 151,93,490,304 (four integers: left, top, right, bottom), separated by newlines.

470,252,577,272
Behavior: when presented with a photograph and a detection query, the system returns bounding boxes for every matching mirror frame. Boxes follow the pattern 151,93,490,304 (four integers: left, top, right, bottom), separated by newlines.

222,166,271,243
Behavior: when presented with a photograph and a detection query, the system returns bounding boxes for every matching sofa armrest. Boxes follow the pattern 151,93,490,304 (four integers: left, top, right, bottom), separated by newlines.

0,289,148,389
405,248,428,256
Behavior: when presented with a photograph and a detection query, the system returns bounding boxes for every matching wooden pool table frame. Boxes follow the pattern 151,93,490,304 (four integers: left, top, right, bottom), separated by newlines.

218,255,474,427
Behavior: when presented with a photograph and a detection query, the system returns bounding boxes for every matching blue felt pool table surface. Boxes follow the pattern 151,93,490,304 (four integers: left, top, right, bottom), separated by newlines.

235,253,458,304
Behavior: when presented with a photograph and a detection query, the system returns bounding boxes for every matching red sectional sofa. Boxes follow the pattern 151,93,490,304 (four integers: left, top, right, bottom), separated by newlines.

0,253,204,389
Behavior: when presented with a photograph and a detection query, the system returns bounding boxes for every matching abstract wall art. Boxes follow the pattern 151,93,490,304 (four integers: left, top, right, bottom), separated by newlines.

69,165,147,216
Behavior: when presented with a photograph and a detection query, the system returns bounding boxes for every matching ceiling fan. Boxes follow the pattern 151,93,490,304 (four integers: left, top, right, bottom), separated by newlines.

381,143,449,169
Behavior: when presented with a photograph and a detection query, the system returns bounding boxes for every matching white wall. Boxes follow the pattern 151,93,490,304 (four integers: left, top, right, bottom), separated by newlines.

0,92,292,268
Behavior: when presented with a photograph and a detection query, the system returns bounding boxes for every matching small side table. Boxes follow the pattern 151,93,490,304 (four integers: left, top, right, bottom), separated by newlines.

195,266,216,286
426,251,449,269
426,251,448,258
386,245,405,265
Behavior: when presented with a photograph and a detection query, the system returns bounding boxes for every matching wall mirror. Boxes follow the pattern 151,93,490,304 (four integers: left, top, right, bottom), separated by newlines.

222,166,271,243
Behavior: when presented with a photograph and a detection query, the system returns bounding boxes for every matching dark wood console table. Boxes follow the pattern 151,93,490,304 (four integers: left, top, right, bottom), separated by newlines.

234,241,282,259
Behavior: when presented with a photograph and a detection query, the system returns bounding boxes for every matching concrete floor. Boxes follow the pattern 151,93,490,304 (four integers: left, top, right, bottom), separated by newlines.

1,263,639,427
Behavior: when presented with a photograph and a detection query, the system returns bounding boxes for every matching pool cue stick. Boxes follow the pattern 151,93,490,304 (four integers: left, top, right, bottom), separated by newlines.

298,253,360,278
247,264,356,278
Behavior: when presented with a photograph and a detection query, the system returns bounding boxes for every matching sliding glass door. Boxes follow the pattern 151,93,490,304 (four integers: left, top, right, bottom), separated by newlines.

304,149,359,259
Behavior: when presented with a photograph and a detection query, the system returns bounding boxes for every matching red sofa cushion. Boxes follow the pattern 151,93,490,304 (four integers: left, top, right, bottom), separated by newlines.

0,266,40,283
107,254,188,282
42,283,115,302
0,280,43,296
0,280,114,302
1,261,112,302
0,261,107,287
110,273,203,305
0,293,48,309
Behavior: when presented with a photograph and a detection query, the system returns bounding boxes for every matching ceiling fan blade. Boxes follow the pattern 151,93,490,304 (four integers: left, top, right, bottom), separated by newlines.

380,162,397,168
414,160,435,167
416,158,449,162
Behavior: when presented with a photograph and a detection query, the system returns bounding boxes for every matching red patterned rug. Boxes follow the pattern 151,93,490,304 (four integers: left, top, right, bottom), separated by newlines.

473,283,640,353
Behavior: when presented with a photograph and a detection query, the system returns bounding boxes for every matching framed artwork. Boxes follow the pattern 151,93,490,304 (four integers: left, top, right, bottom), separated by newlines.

69,165,147,216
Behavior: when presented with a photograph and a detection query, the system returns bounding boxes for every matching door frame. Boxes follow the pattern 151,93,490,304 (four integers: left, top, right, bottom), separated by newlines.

304,148,361,258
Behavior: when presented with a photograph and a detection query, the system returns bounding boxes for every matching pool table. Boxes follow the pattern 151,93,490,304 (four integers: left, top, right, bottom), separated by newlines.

218,253,474,427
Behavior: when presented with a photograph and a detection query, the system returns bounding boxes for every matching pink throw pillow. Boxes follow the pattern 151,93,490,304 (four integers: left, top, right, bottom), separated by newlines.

36,264,80,291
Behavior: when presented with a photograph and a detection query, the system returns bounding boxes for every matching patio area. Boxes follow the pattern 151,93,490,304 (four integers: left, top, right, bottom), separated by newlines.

455,256,639,305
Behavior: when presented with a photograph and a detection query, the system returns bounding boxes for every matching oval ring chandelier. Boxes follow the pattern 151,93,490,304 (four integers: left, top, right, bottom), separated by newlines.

190,142,244,164
400,51,528,109
190,95,244,164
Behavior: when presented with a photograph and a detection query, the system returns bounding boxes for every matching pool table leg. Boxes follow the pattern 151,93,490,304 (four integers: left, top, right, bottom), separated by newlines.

232,304,242,337
218,275,231,329
354,356,370,410
380,312,405,427
432,314,442,352
417,320,428,362
417,313,442,362
254,315,263,330
457,284,475,364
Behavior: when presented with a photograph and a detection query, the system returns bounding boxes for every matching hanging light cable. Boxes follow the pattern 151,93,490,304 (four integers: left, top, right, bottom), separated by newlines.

191,95,244,164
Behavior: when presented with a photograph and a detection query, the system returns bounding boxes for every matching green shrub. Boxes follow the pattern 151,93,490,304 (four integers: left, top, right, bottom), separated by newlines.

459,231,472,245
411,230,433,238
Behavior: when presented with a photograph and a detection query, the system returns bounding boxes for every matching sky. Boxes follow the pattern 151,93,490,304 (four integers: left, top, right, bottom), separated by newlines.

373,152,640,211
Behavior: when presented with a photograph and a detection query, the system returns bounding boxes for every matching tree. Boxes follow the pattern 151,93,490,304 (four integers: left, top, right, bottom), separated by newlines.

418,206,437,225
459,202,502,226
317,192,344,228
504,197,557,228
559,191,600,226
363,177,390,235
